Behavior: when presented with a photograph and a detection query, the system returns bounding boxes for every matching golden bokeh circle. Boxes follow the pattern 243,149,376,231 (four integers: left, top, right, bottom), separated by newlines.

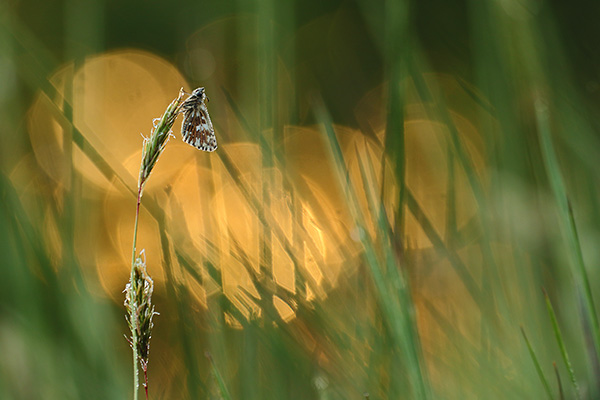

27,49,192,193
355,73,490,248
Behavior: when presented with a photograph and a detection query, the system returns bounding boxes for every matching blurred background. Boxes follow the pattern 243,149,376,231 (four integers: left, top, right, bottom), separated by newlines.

2,0,600,398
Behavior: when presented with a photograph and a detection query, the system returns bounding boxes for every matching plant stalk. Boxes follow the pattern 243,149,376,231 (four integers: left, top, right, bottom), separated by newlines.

130,186,142,400
126,88,184,400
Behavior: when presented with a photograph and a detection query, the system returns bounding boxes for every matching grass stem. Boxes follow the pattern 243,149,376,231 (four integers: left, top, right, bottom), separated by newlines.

126,89,184,400
543,288,581,400
129,188,142,400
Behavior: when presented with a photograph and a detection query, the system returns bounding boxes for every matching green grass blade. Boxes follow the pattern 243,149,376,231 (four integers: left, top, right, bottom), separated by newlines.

314,98,430,398
536,96,600,366
354,143,431,399
553,362,565,400
206,352,233,400
520,326,554,400
404,189,483,304
542,288,581,400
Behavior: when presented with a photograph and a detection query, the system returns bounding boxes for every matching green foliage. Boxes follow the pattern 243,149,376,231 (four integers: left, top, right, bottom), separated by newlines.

1,0,600,399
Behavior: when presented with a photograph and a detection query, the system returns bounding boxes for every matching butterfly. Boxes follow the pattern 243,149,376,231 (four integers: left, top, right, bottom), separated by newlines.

180,87,217,152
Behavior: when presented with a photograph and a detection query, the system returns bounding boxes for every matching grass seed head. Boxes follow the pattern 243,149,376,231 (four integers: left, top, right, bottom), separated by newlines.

138,88,186,193
124,251,158,368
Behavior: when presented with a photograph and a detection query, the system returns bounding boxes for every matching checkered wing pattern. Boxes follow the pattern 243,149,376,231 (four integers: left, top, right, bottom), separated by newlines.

181,88,217,152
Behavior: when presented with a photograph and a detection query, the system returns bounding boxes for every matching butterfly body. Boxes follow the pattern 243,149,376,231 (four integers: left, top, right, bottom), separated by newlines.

180,87,218,152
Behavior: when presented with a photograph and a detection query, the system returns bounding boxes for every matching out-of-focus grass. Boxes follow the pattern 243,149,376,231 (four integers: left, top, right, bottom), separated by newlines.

2,0,600,399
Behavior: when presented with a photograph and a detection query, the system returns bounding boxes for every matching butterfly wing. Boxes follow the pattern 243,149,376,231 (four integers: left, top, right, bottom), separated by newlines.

181,99,218,152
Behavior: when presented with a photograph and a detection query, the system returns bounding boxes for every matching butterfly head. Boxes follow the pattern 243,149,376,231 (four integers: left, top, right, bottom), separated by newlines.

191,87,206,100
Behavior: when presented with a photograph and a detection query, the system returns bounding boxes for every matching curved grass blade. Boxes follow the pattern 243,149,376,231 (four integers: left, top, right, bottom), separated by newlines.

542,288,581,400
520,325,554,400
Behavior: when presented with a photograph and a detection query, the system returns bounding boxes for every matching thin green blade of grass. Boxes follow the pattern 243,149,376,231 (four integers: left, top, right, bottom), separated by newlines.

403,188,483,304
455,76,496,117
215,144,327,292
221,86,357,268
158,226,207,399
444,149,458,245
223,83,353,261
206,352,233,400
407,62,483,206
354,142,431,398
240,320,260,400
314,129,396,381
382,0,409,240
228,228,299,314
256,6,276,369
542,288,581,400
536,96,600,366
554,362,565,400
408,60,521,378
314,99,429,398
424,299,520,397
407,60,507,305
520,326,554,400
